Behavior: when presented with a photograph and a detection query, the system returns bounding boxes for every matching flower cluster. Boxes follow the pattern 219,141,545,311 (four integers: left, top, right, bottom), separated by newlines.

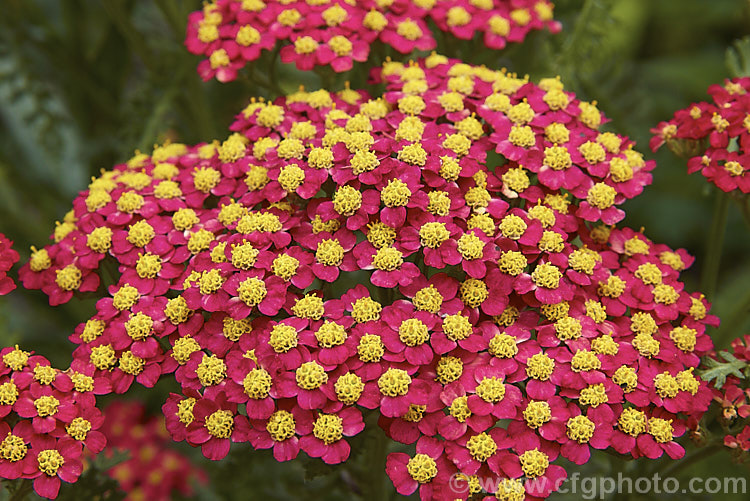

13,54,716,499
96,400,207,500
706,334,750,460
0,345,107,499
651,76,750,193
186,0,560,81
0,233,19,295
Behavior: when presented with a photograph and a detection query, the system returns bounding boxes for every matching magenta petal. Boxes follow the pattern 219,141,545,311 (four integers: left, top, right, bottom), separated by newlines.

34,475,61,499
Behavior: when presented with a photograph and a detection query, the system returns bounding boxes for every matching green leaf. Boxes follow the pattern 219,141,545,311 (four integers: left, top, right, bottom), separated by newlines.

726,36,750,77
699,354,747,389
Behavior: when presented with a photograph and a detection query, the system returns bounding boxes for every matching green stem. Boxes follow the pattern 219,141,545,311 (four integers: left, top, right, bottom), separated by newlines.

183,75,218,142
717,287,750,342
362,413,389,501
8,479,33,501
137,66,188,152
733,193,750,230
554,0,595,80
102,0,158,73
700,191,730,300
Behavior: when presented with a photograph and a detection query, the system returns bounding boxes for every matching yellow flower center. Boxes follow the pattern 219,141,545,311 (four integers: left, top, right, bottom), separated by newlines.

532,263,562,289
653,284,678,305
598,275,625,298
187,229,214,254
624,236,650,256
381,179,412,207
648,417,674,443
609,157,633,182
292,293,324,320
523,401,551,428
499,214,527,239
0,433,27,462
357,334,384,362
335,373,364,405
449,395,472,422
205,410,233,439
632,333,660,358
90,344,116,370
164,296,192,325
198,269,225,295
278,164,305,192
396,19,423,40
407,454,437,484
29,247,51,272
315,321,347,348
209,49,230,69
442,314,472,341
125,312,153,341
579,383,608,407
457,232,485,260
526,353,554,380
171,337,201,365
670,326,697,352
333,186,363,216
571,349,601,372
508,125,536,148
271,254,300,281
569,248,600,275
34,395,59,417
116,192,144,213
435,356,463,384
567,415,595,443
618,408,646,437
654,372,679,398
378,368,411,397
136,253,162,279
267,410,296,442
443,133,471,157
269,324,298,353
177,397,196,425
488,333,518,358
538,231,564,253
591,334,619,355
296,361,328,390
541,301,569,321
459,278,488,308
587,183,616,209
613,366,638,392
466,432,497,462
398,142,427,165
277,137,306,160
196,354,226,386
316,239,344,266
476,377,506,403
66,417,92,441
87,227,113,254
236,25,260,46
0,382,19,406
37,449,65,476
119,351,145,375
55,264,82,291
439,156,461,181
520,448,549,478
631,313,658,336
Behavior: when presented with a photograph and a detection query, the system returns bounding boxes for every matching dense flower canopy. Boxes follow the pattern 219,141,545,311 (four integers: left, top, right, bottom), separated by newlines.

13,53,718,499
651,76,750,194
0,345,106,499
185,0,561,81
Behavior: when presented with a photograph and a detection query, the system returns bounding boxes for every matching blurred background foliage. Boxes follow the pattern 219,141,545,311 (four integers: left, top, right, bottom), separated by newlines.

1,0,750,499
